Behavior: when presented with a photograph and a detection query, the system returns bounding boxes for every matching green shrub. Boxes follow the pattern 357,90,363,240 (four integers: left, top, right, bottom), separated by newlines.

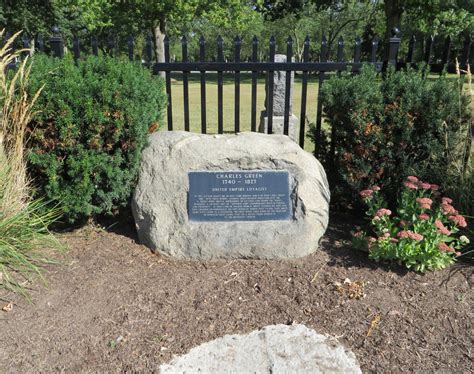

309,66,471,207
26,55,166,222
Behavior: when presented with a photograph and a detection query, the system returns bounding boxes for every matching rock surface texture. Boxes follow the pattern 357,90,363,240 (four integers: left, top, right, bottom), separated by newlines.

159,324,361,374
132,131,330,260
266,54,294,116
259,54,299,141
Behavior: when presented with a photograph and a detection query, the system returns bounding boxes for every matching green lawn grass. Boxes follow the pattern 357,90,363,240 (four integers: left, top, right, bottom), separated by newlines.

165,72,320,151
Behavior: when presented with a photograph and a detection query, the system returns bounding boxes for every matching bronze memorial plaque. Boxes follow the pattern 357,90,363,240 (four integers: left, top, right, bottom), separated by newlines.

188,170,291,221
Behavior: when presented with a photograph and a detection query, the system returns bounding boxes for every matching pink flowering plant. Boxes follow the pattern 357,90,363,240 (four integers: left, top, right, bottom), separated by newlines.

352,176,469,272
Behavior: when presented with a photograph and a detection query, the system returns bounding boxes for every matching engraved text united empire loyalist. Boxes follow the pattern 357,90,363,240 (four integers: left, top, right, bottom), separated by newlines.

188,170,292,221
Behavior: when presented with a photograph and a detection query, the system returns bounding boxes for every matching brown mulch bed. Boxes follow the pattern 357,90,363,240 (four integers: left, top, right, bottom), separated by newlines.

0,214,472,373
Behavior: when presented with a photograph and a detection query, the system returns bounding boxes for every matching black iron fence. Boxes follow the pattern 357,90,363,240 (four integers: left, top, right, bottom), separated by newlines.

2,28,473,149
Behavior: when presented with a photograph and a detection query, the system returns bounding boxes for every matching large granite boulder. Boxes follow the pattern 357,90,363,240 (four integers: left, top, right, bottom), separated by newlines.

132,131,329,260
160,324,361,373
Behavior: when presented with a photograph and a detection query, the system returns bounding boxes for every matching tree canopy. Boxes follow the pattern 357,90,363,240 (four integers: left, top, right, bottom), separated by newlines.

0,0,472,61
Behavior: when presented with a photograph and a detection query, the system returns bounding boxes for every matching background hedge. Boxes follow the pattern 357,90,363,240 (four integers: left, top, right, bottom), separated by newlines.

26,55,167,223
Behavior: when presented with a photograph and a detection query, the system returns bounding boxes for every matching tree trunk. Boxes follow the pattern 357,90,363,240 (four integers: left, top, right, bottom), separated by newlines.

384,0,404,41
383,0,404,62
153,18,166,78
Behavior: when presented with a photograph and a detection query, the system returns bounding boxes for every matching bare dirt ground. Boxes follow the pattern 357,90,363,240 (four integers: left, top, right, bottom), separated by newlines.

0,214,472,373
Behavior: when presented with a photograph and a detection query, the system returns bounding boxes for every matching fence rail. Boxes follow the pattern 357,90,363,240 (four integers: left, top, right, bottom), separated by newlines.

2,27,473,150
155,31,385,147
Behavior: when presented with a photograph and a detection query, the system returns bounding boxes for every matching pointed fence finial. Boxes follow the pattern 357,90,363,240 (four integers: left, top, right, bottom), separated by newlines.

217,35,224,61
371,36,379,63
234,35,241,61
354,36,362,62
199,35,206,60
269,35,276,61
406,34,415,63
337,36,344,62
251,35,258,61
320,34,327,62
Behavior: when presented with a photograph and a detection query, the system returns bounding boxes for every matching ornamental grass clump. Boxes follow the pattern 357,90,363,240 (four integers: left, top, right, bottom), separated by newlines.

0,30,62,295
353,176,469,272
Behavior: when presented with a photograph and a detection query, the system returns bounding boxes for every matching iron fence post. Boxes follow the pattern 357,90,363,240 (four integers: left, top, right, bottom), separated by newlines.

386,27,401,68
49,26,64,58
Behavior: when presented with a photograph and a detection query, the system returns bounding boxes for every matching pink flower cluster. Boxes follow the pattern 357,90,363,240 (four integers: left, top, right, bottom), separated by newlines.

416,197,433,210
440,197,467,227
435,219,451,236
359,185,381,200
448,214,467,228
418,213,429,220
396,230,424,241
442,197,452,204
359,189,373,199
404,181,418,189
377,232,391,242
438,242,461,257
441,203,457,215
440,197,458,216
374,208,391,220
352,231,363,238
403,176,439,191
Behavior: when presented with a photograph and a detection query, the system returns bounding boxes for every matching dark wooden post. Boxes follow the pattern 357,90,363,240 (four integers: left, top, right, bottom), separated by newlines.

49,26,64,58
